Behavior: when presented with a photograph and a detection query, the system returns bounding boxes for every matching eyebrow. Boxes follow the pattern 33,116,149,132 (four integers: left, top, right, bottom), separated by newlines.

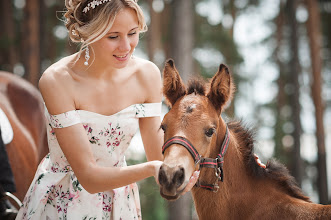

107,27,139,35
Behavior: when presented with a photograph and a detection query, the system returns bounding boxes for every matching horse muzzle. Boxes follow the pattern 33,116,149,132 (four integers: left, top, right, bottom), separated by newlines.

158,163,187,200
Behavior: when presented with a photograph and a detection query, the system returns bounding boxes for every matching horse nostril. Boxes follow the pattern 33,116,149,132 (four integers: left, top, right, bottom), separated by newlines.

173,167,185,187
158,166,168,186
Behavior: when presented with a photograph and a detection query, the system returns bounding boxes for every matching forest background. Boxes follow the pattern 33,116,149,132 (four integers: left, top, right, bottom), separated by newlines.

0,0,330,219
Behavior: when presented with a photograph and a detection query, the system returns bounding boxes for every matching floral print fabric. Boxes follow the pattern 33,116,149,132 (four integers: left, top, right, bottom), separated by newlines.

16,103,162,220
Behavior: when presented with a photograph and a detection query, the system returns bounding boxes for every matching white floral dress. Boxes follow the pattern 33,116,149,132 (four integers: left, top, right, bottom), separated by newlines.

16,103,162,220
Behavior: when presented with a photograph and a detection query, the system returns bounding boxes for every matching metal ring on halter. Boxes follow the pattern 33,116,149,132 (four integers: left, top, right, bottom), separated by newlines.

212,181,220,193
214,158,222,180
216,167,223,181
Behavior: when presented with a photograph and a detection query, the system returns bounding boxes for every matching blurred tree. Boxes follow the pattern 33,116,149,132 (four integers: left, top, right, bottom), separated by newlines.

159,0,171,61
40,1,57,66
146,0,163,66
286,0,304,186
320,2,331,74
194,0,243,118
226,0,237,118
0,0,17,72
23,0,41,87
273,0,290,165
262,0,330,203
194,14,242,72
168,0,194,83
305,0,328,204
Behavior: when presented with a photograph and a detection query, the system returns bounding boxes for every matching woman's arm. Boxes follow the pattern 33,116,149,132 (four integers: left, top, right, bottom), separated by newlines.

39,69,162,194
138,61,163,161
139,117,163,161
55,124,162,193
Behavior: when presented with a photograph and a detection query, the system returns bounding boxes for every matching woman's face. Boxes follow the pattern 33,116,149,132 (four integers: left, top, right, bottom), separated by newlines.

91,8,140,69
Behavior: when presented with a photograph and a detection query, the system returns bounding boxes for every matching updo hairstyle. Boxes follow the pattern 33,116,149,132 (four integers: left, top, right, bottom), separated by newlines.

64,0,147,56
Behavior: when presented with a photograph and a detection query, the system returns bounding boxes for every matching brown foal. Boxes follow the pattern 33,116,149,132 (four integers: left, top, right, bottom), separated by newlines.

158,59,331,219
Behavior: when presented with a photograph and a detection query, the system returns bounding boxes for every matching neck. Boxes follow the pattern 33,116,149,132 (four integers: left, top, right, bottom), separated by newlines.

191,121,315,219
192,125,249,219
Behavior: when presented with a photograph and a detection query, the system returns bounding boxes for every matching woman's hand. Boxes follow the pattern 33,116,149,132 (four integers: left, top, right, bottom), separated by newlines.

180,171,200,195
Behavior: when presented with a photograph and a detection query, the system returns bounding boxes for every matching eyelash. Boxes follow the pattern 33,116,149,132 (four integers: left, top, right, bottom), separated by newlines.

108,32,137,39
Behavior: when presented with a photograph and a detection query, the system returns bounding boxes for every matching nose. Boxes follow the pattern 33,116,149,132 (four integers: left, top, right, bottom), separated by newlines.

158,164,185,196
119,37,131,52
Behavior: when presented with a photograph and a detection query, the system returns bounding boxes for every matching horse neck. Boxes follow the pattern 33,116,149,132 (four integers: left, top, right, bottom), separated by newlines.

192,119,280,218
191,122,328,219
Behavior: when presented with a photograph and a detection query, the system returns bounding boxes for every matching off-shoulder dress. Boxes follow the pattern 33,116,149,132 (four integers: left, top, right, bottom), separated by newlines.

16,102,162,220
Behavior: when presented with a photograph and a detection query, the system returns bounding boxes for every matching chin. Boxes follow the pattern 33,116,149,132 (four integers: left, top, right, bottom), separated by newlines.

159,185,185,201
114,59,131,69
160,191,181,201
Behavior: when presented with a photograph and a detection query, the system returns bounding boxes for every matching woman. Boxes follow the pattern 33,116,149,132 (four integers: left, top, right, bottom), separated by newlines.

16,0,199,219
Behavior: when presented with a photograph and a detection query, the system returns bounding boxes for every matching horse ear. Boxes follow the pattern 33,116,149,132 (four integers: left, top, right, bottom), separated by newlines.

207,64,234,114
163,59,186,107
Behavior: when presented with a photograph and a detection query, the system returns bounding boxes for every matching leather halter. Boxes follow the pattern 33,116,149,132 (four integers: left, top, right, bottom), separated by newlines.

162,126,230,192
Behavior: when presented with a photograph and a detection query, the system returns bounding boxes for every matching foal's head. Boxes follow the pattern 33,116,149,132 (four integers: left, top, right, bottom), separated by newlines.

158,59,234,200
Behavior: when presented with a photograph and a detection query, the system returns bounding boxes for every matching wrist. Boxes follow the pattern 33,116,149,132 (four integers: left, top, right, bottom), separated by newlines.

147,160,162,177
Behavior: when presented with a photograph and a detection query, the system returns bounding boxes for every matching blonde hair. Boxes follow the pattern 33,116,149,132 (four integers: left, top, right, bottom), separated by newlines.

64,0,147,58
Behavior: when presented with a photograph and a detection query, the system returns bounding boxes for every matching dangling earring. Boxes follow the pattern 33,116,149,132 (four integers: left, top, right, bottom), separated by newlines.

131,48,135,59
84,46,90,66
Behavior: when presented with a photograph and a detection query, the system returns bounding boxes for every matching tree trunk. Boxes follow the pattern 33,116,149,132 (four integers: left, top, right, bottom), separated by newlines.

274,1,289,165
161,1,171,60
169,0,194,83
146,0,163,67
167,1,194,219
286,0,303,186
23,0,40,87
225,0,237,118
1,0,17,72
305,0,328,204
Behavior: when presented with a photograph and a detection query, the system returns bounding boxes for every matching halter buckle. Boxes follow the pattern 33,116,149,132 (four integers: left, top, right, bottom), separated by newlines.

212,184,219,193
214,167,222,180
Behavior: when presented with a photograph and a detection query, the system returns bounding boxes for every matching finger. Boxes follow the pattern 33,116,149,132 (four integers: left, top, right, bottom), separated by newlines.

181,171,200,195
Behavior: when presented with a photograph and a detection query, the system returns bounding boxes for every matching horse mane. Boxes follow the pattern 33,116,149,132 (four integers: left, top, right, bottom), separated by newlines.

187,78,206,96
227,120,311,203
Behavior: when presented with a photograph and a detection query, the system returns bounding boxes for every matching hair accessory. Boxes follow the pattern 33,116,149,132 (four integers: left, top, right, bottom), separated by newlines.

84,46,90,66
83,0,111,13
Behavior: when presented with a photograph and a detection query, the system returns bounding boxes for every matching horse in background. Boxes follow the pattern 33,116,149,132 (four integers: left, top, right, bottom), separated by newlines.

0,71,48,202
158,59,331,219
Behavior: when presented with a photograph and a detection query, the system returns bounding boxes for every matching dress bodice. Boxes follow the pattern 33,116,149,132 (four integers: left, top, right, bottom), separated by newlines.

44,103,162,168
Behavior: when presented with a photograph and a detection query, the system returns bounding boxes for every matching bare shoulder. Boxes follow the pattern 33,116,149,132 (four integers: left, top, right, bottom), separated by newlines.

39,58,76,114
133,57,162,103
134,57,160,77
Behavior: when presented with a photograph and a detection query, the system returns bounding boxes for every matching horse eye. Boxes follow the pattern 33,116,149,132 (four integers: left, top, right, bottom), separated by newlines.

205,128,215,137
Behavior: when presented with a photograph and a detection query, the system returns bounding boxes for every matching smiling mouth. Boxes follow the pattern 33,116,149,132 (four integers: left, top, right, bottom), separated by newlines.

114,54,128,58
